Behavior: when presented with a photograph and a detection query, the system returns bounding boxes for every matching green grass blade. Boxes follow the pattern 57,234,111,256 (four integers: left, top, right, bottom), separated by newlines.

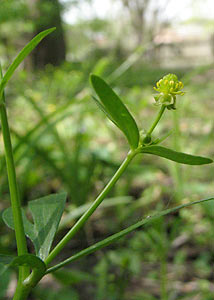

11,129,70,188
141,145,213,165
46,197,214,273
13,101,74,156
90,74,139,149
26,96,73,187
0,28,55,99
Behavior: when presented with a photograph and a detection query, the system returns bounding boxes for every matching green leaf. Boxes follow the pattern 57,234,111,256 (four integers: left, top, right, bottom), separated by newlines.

28,193,67,260
46,196,214,274
3,207,35,239
140,145,213,165
3,193,67,260
0,254,46,281
0,28,55,100
0,254,46,279
90,74,139,149
11,254,46,274
91,96,121,129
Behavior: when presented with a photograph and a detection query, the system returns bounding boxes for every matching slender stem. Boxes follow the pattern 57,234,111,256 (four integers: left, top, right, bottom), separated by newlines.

0,66,29,282
147,105,166,136
45,149,138,266
45,197,214,274
45,203,147,274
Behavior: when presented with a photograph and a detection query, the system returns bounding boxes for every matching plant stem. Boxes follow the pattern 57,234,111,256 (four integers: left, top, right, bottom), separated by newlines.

45,149,138,266
147,105,166,136
45,197,214,274
13,262,46,300
12,284,31,300
0,66,29,282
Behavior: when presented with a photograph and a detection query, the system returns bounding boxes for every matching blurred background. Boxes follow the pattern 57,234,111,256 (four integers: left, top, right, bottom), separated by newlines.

0,0,214,299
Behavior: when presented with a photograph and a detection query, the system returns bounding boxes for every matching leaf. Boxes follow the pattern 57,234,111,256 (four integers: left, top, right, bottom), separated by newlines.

46,197,214,274
90,74,139,149
29,193,67,260
3,207,35,239
140,145,213,165
11,254,46,274
0,254,46,279
3,193,67,260
0,254,46,280
0,28,55,100
91,96,121,129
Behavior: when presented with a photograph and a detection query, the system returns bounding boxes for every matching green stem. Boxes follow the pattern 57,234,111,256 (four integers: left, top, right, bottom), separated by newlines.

45,197,214,274
13,259,46,300
45,149,138,266
147,105,166,136
12,284,31,300
0,66,29,283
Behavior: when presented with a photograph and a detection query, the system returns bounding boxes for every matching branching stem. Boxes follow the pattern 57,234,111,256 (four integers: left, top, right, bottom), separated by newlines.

45,149,138,266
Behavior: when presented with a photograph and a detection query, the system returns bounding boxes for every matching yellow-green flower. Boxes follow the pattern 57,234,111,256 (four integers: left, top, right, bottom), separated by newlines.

153,74,185,110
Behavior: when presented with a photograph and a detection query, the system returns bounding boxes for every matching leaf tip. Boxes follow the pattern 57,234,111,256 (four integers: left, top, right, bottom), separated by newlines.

48,27,56,33
90,73,98,86
205,157,213,164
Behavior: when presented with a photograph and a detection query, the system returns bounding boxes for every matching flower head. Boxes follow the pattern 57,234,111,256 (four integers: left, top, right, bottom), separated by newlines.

153,74,185,110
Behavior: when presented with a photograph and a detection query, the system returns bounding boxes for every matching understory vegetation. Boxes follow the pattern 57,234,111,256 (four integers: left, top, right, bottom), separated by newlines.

1,1,214,299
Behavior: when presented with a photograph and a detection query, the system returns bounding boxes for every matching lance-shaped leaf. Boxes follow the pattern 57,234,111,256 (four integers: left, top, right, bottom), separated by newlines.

92,96,121,129
3,193,67,260
140,145,213,165
90,74,139,149
0,27,55,101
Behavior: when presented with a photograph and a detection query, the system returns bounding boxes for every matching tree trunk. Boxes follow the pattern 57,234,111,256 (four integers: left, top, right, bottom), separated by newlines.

32,0,66,69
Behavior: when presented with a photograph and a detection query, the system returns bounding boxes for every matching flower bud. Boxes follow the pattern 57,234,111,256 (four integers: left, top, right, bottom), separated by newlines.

153,74,185,109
